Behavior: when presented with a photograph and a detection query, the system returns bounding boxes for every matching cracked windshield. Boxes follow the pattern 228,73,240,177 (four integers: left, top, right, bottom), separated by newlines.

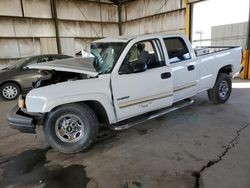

90,42,126,74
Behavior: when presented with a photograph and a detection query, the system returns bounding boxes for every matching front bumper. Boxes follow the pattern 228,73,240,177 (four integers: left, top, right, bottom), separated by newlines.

7,106,42,134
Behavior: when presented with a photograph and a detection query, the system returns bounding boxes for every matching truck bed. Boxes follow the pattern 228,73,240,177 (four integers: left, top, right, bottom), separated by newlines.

194,46,241,57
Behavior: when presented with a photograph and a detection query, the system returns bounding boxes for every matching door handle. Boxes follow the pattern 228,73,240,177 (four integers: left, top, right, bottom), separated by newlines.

161,72,171,79
187,65,195,71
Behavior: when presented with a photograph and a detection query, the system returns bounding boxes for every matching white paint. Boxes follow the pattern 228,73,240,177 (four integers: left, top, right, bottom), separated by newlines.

26,74,117,123
25,34,242,124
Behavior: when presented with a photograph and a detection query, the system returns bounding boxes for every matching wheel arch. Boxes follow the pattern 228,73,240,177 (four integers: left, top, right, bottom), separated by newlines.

0,80,22,92
210,64,233,88
49,100,111,126
83,100,110,125
218,64,233,76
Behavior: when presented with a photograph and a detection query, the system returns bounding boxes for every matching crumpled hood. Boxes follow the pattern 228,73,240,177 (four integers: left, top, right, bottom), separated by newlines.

28,57,98,77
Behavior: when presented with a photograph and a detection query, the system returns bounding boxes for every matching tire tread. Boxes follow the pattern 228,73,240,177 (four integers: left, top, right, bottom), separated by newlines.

44,103,98,153
0,82,20,101
207,73,232,104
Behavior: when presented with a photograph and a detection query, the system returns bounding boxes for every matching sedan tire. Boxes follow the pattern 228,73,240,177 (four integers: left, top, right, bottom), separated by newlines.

0,82,20,101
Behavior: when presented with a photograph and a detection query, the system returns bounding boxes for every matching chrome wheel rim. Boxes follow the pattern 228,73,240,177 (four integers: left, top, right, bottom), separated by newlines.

55,114,84,143
219,81,229,98
2,85,18,99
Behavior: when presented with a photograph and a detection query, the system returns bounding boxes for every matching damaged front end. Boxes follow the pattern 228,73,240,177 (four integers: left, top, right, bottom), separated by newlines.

7,105,43,133
32,70,88,89
7,57,99,133
29,57,99,88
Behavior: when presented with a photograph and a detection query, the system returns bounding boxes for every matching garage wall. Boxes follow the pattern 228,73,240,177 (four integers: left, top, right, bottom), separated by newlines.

0,0,204,68
211,22,248,47
56,0,119,56
0,0,118,66
121,0,186,35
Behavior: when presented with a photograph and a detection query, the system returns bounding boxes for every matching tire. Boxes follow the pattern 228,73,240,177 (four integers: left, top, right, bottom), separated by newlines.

43,103,98,153
207,73,232,104
0,82,20,101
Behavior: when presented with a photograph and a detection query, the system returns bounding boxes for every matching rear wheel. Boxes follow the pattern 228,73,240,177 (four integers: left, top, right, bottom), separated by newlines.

43,103,98,153
207,73,232,104
0,82,20,101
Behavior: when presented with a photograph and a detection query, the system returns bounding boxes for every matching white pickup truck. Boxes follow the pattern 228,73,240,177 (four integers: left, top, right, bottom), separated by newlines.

7,34,242,153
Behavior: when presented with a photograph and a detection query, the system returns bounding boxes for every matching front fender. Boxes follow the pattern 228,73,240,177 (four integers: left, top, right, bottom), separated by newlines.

25,75,117,124
26,93,116,124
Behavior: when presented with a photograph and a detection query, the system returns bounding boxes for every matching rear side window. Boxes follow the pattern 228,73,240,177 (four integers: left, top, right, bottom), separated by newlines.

47,56,55,61
54,56,69,60
37,57,50,63
164,37,191,64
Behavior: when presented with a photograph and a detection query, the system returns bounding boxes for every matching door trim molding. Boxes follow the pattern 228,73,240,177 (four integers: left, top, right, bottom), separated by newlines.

174,82,196,92
118,92,173,109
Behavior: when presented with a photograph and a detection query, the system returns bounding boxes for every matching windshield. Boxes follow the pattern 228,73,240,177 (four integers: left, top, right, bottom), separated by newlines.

6,57,30,69
90,42,126,74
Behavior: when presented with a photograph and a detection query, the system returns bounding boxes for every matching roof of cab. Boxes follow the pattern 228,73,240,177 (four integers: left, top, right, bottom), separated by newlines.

92,33,185,44
92,36,135,43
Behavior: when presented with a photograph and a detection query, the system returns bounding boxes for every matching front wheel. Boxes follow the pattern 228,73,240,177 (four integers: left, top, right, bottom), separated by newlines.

207,73,232,104
43,103,98,153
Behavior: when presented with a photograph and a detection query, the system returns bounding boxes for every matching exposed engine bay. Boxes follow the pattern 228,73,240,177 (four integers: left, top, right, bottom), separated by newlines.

33,70,88,88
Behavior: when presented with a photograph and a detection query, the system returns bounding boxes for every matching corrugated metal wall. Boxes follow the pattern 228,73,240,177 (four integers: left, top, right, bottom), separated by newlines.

121,0,186,35
211,22,248,47
0,0,205,67
0,0,118,66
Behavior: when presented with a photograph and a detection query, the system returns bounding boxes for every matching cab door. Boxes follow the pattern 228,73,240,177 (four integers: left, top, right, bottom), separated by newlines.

111,38,173,121
163,37,197,102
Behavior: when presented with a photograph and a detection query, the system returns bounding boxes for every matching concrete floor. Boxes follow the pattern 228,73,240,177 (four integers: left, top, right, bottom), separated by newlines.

0,79,250,188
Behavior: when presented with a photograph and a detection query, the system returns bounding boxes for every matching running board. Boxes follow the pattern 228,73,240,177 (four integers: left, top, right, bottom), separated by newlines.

110,98,194,131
